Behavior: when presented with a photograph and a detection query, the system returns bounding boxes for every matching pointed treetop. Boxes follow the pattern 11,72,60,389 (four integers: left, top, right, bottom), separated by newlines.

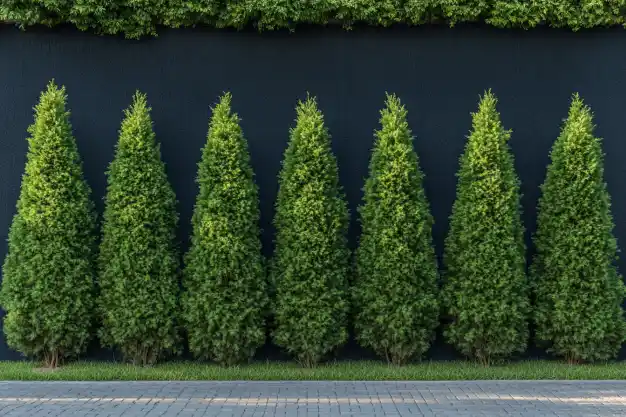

126,90,150,117
296,93,322,118
471,90,505,131
27,80,74,155
564,93,595,134
30,80,67,126
287,94,330,155
208,92,240,135
118,91,155,149
379,93,410,135
217,91,232,106
553,93,600,162
479,88,496,105
465,90,512,169
383,92,405,114
211,92,233,118
475,89,501,121
566,93,589,120
37,79,65,105
552,93,603,184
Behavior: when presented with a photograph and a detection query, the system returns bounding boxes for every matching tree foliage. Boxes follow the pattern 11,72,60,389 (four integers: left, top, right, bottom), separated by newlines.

531,95,626,363
0,81,97,368
2,0,625,38
182,93,267,366
98,92,180,366
353,94,439,365
488,0,624,29
442,91,529,365
270,96,350,367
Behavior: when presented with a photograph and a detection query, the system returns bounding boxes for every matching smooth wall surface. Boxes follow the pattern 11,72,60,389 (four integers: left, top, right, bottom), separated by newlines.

1,24,626,361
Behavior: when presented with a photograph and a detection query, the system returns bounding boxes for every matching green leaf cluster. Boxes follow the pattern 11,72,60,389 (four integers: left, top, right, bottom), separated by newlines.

270,96,350,367
182,93,268,366
488,0,625,29
353,94,439,365
531,95,626,363
0,81,97,368
98,92,180,366
442,91,529,365
3,0,626,38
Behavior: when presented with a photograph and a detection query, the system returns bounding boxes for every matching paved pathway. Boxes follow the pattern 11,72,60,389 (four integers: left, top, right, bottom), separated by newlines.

0,380,625,416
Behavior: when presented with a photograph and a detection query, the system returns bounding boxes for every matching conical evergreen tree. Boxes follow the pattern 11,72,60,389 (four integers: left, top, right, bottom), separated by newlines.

271,96,350,367
0,81,97,368
353,94,439,365
531,94,626,363
98,92,180,366
442,91,529,365
182,93,268,366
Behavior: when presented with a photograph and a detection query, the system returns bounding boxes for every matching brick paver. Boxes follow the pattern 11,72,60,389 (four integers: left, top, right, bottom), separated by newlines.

0,380,625,416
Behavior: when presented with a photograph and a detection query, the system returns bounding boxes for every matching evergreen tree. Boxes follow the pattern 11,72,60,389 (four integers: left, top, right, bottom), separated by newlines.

271,96,350,367
442,91,529,365
98,92,180,365
0,81,97,368
182,93,267,366
531,94,626,363
354,94,439,365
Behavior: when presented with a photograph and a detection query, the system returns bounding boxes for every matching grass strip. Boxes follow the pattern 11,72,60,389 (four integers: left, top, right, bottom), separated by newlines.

0,360,625,381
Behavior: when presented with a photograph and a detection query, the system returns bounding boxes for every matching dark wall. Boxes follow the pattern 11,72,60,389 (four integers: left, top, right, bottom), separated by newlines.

1,24,626,361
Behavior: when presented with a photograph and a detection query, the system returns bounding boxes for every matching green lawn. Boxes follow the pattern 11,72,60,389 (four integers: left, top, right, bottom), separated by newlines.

0,360,625,381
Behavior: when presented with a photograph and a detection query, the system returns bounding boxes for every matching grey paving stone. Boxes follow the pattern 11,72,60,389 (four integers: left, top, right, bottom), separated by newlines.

0,381,623,416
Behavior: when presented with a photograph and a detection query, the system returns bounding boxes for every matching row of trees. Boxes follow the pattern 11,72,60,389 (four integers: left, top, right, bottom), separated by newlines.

2,0,624,38
2,82,624,368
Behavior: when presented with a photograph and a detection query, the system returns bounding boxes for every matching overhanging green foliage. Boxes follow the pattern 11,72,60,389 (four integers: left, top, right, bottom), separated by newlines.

2,0,625,38
98,92,181,366
353,94,439,365
531,95,626,363
182,93,268,366
0,81,97,368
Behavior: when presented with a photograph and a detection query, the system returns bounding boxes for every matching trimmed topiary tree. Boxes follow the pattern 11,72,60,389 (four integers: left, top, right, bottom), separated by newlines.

353,94,439,365
182,93,268,366
442,91,529,365
531,94,626,363
98,92,180,366
270,95,350,367
0,81,97,368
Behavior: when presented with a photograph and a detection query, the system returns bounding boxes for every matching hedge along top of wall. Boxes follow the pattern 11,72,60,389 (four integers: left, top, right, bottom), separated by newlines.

1,0,626,38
